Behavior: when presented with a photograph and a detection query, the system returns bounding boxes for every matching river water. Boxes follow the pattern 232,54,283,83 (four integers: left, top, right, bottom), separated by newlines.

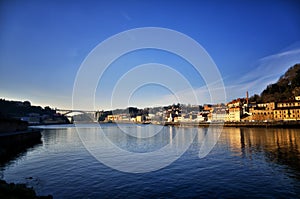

1,124,300,198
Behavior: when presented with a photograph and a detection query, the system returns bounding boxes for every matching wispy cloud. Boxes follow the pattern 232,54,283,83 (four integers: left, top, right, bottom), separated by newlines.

153,44,300,105
225,44,300,100
93,44,300,109
259,48,300,62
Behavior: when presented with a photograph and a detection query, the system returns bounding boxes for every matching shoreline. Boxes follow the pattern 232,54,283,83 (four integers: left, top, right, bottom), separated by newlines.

99,120,300,128
0,117,52,198
163,121,300,128
0,129,42,165
27,120,300,129
0,128,41,137
0,179,52,199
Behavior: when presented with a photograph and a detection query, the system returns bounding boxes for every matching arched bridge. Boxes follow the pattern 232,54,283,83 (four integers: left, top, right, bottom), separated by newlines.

55,109,99,122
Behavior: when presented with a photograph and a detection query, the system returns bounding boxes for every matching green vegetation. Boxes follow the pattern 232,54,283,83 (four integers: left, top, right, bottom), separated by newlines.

0,100,55,119
0,99,69,124
249,63,300,103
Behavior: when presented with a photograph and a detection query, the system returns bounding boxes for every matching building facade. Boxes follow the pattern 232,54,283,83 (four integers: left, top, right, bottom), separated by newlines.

274,99,300,120
249,102,275,121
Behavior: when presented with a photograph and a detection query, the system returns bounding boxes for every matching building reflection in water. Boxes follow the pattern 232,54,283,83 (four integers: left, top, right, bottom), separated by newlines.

222,127,300,179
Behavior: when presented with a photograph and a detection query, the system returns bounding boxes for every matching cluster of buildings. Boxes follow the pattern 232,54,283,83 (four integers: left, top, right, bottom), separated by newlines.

99,94,300,123
105,114,146,123
247,96,300,122
20,112,70,125
96,107,149,123
200,95,300,122
201,95,300,122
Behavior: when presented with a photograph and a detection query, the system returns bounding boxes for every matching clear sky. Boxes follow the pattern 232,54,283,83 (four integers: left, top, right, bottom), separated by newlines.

1,0,300,110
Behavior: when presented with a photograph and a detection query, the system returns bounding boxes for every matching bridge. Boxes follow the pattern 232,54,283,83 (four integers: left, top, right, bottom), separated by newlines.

55,109,100,122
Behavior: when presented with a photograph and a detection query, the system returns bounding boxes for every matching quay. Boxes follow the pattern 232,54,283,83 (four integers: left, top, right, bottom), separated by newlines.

163,121,300,128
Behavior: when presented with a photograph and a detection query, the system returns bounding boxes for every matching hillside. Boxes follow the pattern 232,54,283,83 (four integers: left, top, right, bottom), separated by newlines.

0,99,55,118
0,99,70,124
250,63,300,103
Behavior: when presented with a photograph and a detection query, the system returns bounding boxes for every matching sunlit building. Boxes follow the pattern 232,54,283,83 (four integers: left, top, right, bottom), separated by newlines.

274,96,300,120
226,98,247,122
249,102,275,121
210,104,227,122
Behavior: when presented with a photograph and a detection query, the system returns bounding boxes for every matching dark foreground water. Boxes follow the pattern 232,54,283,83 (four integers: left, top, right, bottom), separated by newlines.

1,124,300,198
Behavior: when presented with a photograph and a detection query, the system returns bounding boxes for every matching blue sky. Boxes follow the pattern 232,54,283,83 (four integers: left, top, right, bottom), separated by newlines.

1,0,300,110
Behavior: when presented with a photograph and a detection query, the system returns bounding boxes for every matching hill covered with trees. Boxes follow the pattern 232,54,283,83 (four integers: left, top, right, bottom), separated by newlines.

0,99,55,118
0,99,69,124
249,63,300,103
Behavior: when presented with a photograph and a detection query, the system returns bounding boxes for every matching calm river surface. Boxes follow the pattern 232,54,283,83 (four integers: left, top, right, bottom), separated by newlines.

1,124,300,198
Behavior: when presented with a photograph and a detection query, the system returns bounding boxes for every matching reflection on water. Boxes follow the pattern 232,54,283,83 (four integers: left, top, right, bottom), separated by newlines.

0,132,42,166
221,128,300,177
1,124,300,198
77,124,200,173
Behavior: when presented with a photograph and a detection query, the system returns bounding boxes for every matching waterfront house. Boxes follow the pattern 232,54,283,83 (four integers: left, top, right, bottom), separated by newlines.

274,96,300,121
248,102,275,121
226,98,247,122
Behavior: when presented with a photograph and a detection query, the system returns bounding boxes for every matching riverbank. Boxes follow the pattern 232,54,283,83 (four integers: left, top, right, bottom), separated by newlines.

0,179,52,199
99,120,300,128
163,121,300,128
0,128,42,166
0,117,43,165
0,118,53,198
0,117,27,133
